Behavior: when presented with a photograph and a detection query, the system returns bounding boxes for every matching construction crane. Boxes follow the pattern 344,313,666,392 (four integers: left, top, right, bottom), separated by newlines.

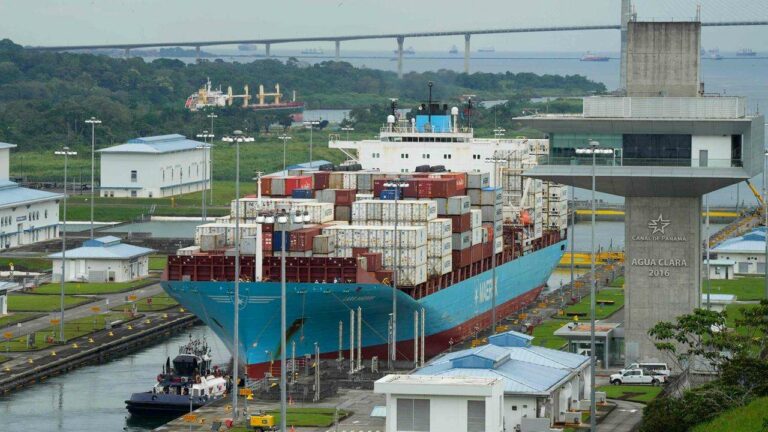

745,179,765,207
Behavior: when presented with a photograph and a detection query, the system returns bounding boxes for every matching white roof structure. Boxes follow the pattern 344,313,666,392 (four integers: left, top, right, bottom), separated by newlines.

0,180,62,208
97,134,204,154
414,330,589,396
713,228,767,254
48,236,154,260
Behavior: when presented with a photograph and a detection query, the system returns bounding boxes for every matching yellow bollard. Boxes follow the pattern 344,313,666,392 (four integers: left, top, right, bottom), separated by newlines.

72,343,79,349
51,351,57,356
3,366,10,372
162,313,168,319
127,325,133,330
108,331,114,337
88,337,95,343
179,308,185,313
27,358,33,364
145,319,151,324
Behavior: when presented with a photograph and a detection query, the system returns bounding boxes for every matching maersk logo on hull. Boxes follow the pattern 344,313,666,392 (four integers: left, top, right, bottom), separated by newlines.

474,278,499,306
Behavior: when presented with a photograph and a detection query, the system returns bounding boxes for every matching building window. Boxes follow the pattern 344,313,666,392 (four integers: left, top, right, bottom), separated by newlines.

422,153,431,159
130,170,137,183
396,399,429,432
130,190,137,198
162,169,165,181
400,153,409,159
443,154,452,159
467,400,485,432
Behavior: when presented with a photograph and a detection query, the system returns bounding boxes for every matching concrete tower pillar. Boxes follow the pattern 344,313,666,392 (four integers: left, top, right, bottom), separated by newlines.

195,46,201,63
335,40,341,60
464,34,471,74
265,43,271,58
396,36,405,79
620,0,631,91
124,48,130,59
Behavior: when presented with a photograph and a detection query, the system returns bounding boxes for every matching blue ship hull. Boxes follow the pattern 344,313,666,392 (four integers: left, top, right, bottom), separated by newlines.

162,241,566,377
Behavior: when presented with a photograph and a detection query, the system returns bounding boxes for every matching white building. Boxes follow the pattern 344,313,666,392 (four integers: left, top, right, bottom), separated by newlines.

712,228,767,276
48,236,154,282
0,142,61,249
410,331,593,432
375,375,504,432
98,134,210,198
0,281,20,315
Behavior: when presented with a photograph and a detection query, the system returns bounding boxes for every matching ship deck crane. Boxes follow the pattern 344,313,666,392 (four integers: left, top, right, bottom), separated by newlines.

745,179,765,207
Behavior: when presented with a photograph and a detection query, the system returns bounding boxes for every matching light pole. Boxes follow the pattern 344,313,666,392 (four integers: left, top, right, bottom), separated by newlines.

570,184,576,302
341,126,354,141
196,131,214,223
85,117,101,240
705,193,711,309
383,179,409,369
303,120,320,167
207,113,218,205
221,130,254,421
278,135,292,172
764,150,768,300
55,147,77,342
485,152,505,334
576,140,609,432
276,209,290,432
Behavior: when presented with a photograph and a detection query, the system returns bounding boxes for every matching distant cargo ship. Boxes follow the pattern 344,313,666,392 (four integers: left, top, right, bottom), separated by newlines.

580,52,610,62
301,48,324,55
737,48,757,57
478,47,495,53
238,44,258,52
706,49,723,60
449,45,459,54
185,79,304,116
394,46,416,55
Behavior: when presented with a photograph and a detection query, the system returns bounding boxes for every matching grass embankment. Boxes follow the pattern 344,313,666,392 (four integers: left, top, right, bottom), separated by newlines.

149,255,167,271
0,257,51,272
2,312,131,351
0,312,43,328
558,288,625,320
8,294,91,312
531,320,568,350
597,385,662,404
34,279,151,295
111,294,178,312
230,408,351,429
609,276,624,287
691,396,768,432
705,277,765,301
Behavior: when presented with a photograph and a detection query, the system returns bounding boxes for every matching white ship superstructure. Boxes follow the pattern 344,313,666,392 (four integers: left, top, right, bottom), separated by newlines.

329,105,567,248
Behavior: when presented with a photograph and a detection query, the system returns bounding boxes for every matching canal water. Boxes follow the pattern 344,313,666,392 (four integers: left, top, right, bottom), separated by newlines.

0,326,228,432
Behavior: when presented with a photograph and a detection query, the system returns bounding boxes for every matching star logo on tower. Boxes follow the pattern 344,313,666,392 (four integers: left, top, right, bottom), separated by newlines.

648,214,670,234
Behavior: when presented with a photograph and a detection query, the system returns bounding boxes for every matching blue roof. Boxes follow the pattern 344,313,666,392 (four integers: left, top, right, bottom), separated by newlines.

0,181,61,208
713,228,766,253
98,134,205,154
414,330,589,396
48,237,154,260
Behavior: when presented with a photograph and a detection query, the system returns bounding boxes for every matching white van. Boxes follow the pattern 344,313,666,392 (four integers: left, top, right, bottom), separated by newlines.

621,362,670,377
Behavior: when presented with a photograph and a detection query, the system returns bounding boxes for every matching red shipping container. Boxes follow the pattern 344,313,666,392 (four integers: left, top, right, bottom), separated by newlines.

417,178,457,198
289,227,322,252
483,223,494,240
402,180,419,198
375,269,394,283
361,252,382,272
313,172,330,190
482,241,493,258
439,172,467,190
262,232,273,251
260,177,273,196
471,244,484,263
334,189,356,206
447,213,472,233
284,175,313,196
261,223,274,233
352,247,369,258
452,249,472,268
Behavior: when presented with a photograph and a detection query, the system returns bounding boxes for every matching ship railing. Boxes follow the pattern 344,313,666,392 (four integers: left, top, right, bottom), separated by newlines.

379,125,474,134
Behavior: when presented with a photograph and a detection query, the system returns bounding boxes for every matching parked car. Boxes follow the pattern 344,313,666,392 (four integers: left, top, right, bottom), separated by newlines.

620,362,671,377
610,369,666,386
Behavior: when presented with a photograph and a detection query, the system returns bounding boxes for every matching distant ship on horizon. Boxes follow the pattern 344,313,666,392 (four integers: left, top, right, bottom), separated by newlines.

393,46,416,55
301,48,324,55
737,48,757,57
449,45,459,54
477,46,495,53
580,52,610,62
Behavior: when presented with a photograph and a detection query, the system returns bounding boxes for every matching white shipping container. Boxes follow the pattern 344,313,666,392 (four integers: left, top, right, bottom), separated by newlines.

480,188,503,206
373,245,427,267
446,196,471,215
452,231,471,250
177,245,201,256
472,227,483,246
427,237,452,257
495,236,503,254
397,263,428,286
342,173,358,189
428,218,452,239
467,172,490,189
427,255,453,276
470,209,483,228
195,223,261,247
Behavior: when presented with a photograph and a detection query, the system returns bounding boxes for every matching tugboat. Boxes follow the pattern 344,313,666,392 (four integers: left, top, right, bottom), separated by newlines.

125,336,228,416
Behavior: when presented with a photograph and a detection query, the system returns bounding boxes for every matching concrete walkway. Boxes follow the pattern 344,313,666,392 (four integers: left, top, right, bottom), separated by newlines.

600,399,645,432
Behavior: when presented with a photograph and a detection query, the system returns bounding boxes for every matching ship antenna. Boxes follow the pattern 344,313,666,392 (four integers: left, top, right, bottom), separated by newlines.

427,81,434,125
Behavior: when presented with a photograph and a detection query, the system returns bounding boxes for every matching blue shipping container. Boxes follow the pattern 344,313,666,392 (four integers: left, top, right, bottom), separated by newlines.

380,189,401,200
272,231,290,252
291,188,314,199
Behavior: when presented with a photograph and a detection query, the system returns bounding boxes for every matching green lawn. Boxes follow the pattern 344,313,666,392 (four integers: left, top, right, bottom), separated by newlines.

149,256,167,271
725,303,761,334
692,396,768,432
111,294,178,312
34,280,150,295
597,384,662,404
230,408,351,429
531,320,568,349
8,294,91,312
0,312,43,328
610,276,624,287
3,312,130,351
704,277,764,301
0,257,51,272
558,288,625,320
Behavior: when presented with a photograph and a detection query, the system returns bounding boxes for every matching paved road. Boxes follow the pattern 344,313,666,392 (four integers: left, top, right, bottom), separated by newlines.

1,281,165,345
600,399,645,432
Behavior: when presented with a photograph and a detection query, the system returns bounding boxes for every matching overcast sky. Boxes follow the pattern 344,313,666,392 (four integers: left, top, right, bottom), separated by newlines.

2,0,767,51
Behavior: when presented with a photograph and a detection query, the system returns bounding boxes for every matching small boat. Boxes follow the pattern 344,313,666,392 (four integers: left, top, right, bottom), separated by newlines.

707,49,723,60
580,52,610,62
125,336,228,416
736,48,757,57
449,45,459,54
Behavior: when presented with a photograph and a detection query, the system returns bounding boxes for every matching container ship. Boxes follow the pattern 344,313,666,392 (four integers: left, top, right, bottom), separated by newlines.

185,79,305,118
737,48,757,57
162,105,567,379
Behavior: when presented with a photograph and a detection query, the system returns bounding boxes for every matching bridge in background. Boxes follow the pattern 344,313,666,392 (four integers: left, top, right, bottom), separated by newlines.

24,20,768,77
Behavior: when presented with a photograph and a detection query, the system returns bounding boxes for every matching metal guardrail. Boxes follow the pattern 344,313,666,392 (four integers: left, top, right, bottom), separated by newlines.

537,156,741,168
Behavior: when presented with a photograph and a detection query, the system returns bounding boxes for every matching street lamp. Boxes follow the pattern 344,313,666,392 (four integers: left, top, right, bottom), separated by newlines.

485,153,506,334
84,117,101,240
207,113,218,205
196,131,215,223
55,146,77,343
764,150,768,300
278,135,292,172
705,193,711,309
341,126,355,141
575,140,611,432
303,120,320,167
275,209,290,432
221,130,253,421
383,179,409,369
